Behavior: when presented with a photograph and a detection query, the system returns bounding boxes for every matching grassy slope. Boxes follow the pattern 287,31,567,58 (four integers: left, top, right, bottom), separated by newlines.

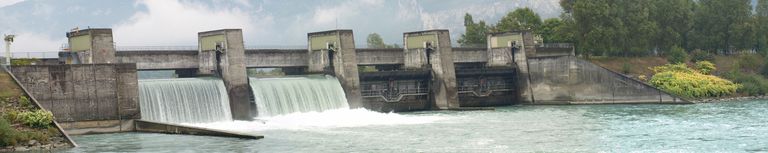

1,68,66,149
0,68,23,98
589,56,669,78
589,55,749,78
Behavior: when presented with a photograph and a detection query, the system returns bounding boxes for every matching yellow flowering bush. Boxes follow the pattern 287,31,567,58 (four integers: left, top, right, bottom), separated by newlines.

649,64,740,98
695,61,716,75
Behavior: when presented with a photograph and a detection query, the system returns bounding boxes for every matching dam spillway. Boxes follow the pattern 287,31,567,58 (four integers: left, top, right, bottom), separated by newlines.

249,75,349,117
138,77,233,123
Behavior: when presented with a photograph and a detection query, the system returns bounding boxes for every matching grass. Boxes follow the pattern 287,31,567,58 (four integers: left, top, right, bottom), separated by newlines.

590,55,749,77
0,68,62,148
0,68,22,98
589,56,669,78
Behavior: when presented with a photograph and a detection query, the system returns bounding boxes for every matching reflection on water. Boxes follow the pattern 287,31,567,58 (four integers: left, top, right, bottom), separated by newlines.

65,100,768,152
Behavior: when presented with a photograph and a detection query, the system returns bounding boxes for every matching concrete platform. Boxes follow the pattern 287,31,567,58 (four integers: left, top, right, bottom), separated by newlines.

134,120,263,139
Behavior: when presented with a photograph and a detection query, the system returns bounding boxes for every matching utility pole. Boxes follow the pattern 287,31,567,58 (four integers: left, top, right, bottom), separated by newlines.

3,34,14,66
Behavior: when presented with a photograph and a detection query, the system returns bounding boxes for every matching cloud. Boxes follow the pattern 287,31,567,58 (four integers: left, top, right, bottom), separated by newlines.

111,0,266,46
0,0,24,8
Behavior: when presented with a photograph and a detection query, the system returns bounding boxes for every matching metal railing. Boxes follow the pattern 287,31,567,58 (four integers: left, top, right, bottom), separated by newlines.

361,80,429,102
115,45,309,51
537,43,574,48
116,46,197,51
9,52,59,59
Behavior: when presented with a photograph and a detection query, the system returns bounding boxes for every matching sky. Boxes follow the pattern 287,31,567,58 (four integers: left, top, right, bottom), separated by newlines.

0,0,563,52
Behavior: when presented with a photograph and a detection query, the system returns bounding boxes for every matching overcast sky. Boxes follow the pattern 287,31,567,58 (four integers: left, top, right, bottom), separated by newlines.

1,0,562,52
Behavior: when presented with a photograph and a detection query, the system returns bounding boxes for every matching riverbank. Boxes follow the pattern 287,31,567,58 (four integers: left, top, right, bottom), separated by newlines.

590,55,768,100
0,68,72,152
693,95,768,103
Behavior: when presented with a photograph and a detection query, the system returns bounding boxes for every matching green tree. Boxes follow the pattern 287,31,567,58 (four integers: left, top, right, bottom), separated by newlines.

689,0,753,54
495,7,542,32
573,0,612,57
756,0,768,54
668,46,688,64
366,33,386,48
613,0,658,56
539,18,574,43
651,0,694,53
366,33,401,48
458,13,489,47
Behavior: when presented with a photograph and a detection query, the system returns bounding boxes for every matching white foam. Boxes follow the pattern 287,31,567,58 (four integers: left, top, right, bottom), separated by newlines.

187,108,446,132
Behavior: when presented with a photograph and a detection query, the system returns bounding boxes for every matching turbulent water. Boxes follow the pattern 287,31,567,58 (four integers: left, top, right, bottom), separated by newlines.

67,100,768,152
138,77,232,123
249,75,349,117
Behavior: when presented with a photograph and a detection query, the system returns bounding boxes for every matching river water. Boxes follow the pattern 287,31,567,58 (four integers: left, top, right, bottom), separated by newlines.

63,100,768,152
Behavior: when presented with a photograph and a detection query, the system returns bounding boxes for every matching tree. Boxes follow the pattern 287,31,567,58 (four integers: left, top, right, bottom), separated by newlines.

495,7,542,32
690,0,753,54
573,0,612,57
668,46,688,64
651,0,694,53
539,18,574,43
614,0,658,56
756,0,768,54
458,13,489,47
366,33,386,48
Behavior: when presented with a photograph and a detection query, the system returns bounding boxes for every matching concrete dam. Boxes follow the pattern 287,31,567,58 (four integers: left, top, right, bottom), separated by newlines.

7,28,686,134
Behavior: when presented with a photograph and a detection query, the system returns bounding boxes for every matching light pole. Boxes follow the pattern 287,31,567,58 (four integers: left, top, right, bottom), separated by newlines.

4,34,14,66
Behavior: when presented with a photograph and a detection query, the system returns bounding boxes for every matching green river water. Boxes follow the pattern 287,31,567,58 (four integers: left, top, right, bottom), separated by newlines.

62,100,768,152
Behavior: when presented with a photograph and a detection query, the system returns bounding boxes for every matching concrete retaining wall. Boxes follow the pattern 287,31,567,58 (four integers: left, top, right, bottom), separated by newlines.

10,64,140,132
134,120,262,139
527,56,687,104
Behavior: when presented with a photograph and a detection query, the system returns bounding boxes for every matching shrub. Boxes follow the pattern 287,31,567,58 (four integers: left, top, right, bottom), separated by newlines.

47,127,61,137
638,75,647,81
19,96,32,109
695,61,716,75
761,58,768,77
0,118,18,146
735,54,762,73
689,49,715,63
17,110,54,128
667,46,688,64
21,131,48,143
723,71,768,96
3,109,20,123
10,58,37,66
621,62,631,74
650,63,694,74
649,64,740,98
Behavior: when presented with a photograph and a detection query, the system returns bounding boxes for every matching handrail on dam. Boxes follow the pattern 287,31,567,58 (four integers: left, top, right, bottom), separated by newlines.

116,46,198,51
115,45,308,51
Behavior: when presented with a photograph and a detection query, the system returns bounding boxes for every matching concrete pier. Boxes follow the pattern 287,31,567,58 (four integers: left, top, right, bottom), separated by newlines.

307,30,363,108
488,31,535,103
197,29,251,120
403,30,460,109
64,29,116,64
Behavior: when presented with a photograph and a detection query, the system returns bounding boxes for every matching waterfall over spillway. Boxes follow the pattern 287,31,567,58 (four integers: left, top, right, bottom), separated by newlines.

139,77,233,123
249,75,349,117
